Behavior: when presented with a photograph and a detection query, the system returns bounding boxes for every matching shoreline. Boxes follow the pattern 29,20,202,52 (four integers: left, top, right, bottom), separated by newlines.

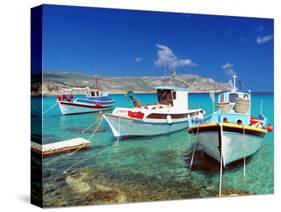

33,90,227,97
32,90,274,97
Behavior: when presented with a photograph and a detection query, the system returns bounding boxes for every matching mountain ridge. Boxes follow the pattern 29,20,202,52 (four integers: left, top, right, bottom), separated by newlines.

31,71,231,96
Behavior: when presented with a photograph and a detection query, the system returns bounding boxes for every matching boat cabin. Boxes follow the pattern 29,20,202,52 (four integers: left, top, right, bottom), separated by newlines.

217,91,251,114
217,75,251,115
156,86,189,111
86,89,108,98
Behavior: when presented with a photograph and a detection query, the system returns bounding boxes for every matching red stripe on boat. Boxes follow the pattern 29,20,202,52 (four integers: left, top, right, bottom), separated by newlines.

59,101,111,109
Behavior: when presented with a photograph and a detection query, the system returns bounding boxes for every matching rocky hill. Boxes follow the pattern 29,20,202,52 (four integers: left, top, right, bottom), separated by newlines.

31,71,231,96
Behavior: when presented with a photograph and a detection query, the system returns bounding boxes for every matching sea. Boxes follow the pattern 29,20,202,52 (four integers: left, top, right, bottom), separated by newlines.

31,93,274,207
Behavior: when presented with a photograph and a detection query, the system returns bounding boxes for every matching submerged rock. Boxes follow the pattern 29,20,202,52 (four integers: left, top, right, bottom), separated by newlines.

221,189,254,197
66,172,91,193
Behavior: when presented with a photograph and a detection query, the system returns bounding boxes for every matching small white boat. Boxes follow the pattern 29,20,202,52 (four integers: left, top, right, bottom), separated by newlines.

103,86,205,138
188,75,272,166
57,88,114,115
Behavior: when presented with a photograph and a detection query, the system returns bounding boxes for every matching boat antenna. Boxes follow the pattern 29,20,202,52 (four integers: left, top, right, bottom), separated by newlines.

209,91,215,113
164,57,167,85
232,75,238,92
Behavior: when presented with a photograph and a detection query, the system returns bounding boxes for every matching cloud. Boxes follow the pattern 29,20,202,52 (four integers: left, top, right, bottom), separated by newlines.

222,62,236,77
224,68,236,77
222,62,234,70
135,57,143,63
154,44,197,68
256,35,273,44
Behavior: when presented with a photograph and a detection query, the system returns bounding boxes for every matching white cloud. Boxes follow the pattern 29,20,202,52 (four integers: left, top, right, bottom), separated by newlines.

154,44,197,68
135,57,143,63
256,35,273,44
222,62,236,77
222,62,234,70
224,68,236,77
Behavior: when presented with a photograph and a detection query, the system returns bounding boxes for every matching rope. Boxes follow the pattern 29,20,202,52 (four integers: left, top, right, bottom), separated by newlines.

116,114,121,143
87,117,104,141
242,125,247,177
81,117,100,137
219,122,224,197
190,124,200,170
43,102,57,114
62,146,108,174
31,104,42,113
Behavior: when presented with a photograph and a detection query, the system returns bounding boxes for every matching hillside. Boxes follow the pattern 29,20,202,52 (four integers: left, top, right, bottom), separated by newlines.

31,71,231,96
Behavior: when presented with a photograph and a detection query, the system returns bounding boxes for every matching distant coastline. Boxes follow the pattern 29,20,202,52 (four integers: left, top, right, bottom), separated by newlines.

32,71,233,97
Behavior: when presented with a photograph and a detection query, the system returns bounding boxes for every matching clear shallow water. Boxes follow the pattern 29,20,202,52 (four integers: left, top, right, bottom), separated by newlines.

32,93,274,206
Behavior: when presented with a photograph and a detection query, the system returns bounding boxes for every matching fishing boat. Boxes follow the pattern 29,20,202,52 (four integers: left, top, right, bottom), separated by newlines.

188,75,272,166
57,87,114,115
103,86,205,138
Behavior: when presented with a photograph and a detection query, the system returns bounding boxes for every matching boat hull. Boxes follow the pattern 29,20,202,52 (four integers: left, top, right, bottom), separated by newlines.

192,126,265,166
189,123,267,166
58,101,112,115
103,114,189,137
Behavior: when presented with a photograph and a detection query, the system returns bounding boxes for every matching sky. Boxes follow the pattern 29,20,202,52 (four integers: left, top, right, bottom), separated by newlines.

41,5,274,92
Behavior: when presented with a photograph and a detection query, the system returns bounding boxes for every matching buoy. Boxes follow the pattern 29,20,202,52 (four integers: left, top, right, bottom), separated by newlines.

266,124,273,132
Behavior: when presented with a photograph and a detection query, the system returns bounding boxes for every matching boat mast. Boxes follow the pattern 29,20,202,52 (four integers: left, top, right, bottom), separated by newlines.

95,78,99,91
232,75,238,92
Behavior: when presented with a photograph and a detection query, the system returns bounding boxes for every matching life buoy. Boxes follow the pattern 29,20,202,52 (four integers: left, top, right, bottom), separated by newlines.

57,94,74,102
128,111,144,119
95,103,102,108
266,124,273,132
250,117,264,127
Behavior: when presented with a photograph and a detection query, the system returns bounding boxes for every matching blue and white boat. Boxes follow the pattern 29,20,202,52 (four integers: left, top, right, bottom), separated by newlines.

103,86,205,138
57,88,114,115
188,75,272,166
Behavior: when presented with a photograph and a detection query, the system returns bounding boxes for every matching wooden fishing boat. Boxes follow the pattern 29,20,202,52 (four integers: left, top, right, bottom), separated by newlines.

188,75,272,166
57,84,114,115
103,86,205,138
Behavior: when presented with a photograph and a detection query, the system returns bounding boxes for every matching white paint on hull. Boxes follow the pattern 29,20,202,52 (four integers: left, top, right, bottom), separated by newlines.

197,131,263,166
58,102,111,115
103,114,189,137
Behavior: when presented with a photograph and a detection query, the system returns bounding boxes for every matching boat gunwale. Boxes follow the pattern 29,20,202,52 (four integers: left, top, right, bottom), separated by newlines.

188,122,267,136
104,113,191,123
58,101,113,109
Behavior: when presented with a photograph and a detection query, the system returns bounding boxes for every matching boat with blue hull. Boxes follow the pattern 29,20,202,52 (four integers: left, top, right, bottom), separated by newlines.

188,75,272,166
57,88,114,115
104,86,205,138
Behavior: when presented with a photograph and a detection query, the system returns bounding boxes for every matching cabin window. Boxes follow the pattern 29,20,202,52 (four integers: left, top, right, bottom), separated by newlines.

229,93,239,103
157,89,173,106
96,91,99,96
243,94,249,99
237,119,243,125
219,94,225,102
91,92,95,96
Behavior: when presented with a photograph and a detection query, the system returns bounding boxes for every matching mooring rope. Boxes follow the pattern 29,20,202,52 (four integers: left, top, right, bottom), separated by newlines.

62,146,108,175
190,124,200,170
116,114,121,143
81,115,101,137
87,117,104,141
43,102,57,114
218,122,224,197
242,125,247,177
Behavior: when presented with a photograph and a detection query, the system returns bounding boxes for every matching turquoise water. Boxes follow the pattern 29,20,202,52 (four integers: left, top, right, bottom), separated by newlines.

32,93,274,206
